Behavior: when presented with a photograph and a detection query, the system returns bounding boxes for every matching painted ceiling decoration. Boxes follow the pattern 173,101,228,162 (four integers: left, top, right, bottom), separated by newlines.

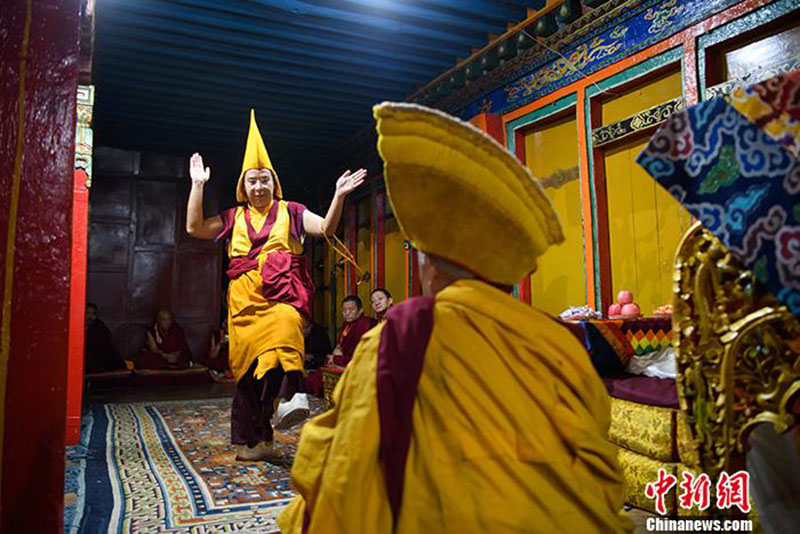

94,0,551,198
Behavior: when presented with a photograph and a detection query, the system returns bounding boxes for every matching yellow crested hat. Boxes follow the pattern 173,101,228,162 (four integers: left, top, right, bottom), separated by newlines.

373,102,563,286
237,109,283,202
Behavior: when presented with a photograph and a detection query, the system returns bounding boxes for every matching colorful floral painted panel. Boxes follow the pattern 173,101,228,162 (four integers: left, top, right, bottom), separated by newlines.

637,71,800,319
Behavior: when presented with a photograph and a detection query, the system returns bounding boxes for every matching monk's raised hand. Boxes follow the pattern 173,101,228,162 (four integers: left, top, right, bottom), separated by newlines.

335,168,367,197
189,153,211,185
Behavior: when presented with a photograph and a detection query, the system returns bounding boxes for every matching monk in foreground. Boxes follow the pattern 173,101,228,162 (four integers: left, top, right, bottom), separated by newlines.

278,103,632,533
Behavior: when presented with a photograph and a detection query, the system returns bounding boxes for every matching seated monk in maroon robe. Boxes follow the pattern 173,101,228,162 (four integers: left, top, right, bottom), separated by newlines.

135,309,192,370
302,320,333,396
330,295,377,366
204,321,232,376
85,303,126,374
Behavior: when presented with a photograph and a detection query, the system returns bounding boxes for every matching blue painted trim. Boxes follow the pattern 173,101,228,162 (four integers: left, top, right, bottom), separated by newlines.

457,0,740,119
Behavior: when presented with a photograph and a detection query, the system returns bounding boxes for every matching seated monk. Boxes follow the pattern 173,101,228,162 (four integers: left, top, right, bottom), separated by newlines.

370,287,394,322
304,320,332,370
84,303,126,374
135,309,192,370
330,295,376,366
302,320,333,396
278,103,632,534
206,321,232,378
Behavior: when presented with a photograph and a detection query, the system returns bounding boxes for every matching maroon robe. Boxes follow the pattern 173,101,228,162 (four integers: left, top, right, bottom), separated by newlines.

202,329,231,373
136,322,192,370
302,322,333,396
332,314,377,366
85,319,125,374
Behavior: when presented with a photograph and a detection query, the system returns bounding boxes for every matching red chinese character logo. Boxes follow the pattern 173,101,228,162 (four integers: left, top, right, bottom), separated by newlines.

716,470,751,513
645,468,678,515
678,471,711,511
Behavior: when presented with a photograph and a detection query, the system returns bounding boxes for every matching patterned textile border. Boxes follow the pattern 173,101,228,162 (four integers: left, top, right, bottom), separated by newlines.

592,97,684,147
77,398,321,533
637,71,800,319
617,445,679,514
454,0,741,119
620,317,674,355
609,398,677,462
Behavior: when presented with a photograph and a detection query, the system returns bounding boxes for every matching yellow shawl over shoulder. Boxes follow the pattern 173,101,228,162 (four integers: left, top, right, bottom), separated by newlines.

279,280,632,533
227,201,304,381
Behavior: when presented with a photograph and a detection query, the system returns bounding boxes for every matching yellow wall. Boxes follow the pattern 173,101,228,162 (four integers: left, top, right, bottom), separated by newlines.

384,217,405,305
604,140,691,315
602,69,688,315
524,114,586,315
602,70,683,125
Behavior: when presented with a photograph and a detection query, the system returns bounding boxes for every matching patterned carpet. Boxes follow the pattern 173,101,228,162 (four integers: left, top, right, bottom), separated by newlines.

65,396,322,534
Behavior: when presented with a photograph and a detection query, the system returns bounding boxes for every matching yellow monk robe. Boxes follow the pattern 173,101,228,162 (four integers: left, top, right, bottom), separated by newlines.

279,279,633,534
226,199,305,381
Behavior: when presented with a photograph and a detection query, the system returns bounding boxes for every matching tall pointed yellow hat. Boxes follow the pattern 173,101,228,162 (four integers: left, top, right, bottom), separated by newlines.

374,102,563,286
237,109,283,202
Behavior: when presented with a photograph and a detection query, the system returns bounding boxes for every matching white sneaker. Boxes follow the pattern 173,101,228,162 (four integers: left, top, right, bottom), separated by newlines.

235,441,273,461
272,393,310,430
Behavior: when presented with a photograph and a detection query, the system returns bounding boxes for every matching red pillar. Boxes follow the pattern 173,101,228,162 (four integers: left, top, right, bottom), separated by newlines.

66,172,88,446
0,0,80,531
65,86,93,446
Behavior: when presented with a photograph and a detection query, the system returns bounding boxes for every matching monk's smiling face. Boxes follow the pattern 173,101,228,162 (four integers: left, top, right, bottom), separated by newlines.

243,168,275,209
341,300,362,323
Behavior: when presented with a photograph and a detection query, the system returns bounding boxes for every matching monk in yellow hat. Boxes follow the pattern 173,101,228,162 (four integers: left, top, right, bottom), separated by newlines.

278,103,632,533
186,110,366,461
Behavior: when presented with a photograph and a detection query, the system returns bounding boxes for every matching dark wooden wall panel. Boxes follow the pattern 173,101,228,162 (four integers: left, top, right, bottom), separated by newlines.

88,148,221,360
88,222,129,270
130,250,174,321
136,180,176,246
181,321,214,367
176,252,220,319
86,271,127,321
123,323,149,361
94,146,139,174
88,175,130,219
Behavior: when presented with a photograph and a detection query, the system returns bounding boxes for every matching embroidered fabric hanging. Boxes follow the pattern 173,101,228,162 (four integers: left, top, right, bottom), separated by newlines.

637,70,800,319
